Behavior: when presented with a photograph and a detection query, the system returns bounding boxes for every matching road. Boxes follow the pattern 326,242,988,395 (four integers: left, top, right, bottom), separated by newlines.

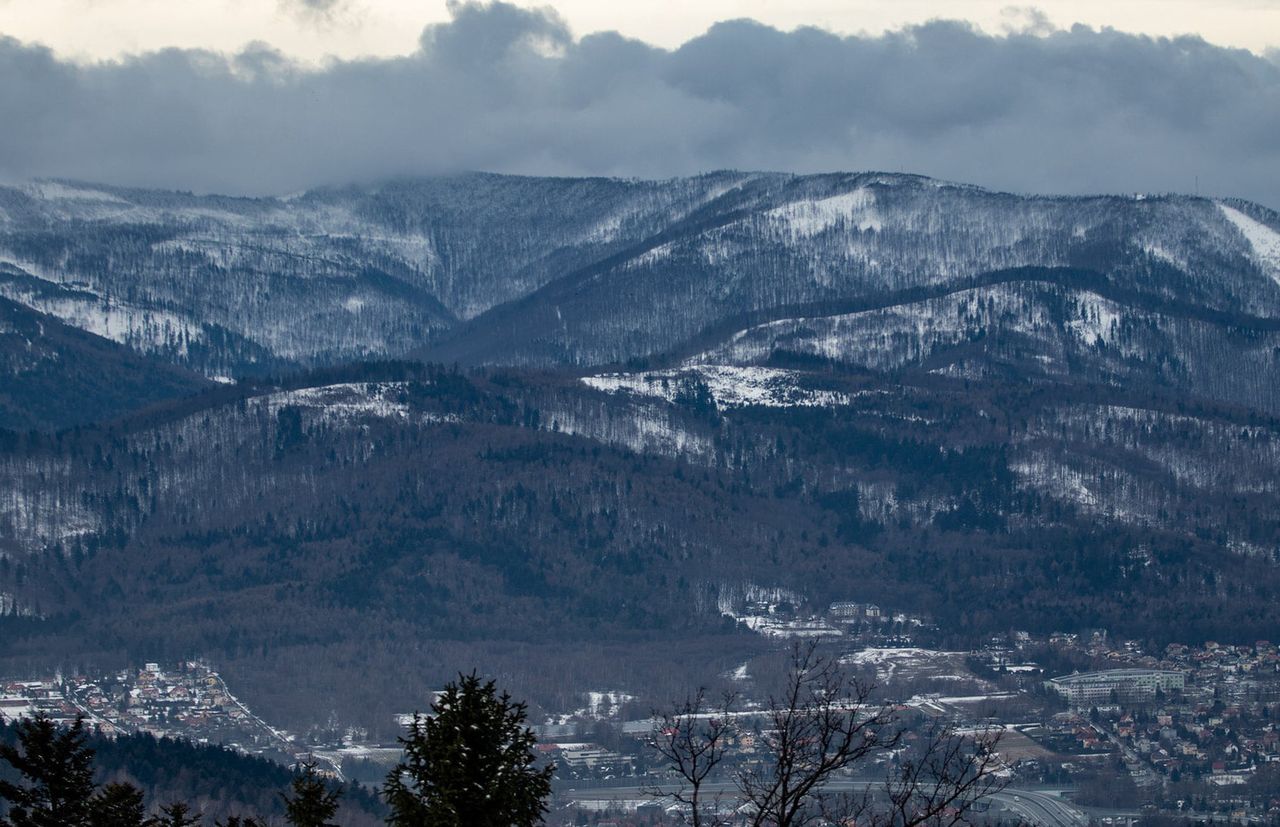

990,788,1089,827
558,780,1089,827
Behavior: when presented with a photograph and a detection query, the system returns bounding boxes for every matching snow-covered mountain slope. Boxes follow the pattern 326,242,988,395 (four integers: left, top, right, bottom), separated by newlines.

7,173,1280,725
5,349,1280,727
1219,202,1280,284
687,275,1280,414
4,172,1278,381
429,175,1280,368
0,294,210,431
0,173,753,374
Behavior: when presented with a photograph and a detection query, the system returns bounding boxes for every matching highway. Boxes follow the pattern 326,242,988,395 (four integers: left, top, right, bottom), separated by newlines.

988,788,1089,827
557,780,1090,827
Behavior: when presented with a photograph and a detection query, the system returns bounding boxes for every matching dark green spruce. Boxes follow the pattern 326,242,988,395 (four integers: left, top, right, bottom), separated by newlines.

0,715,96,827
383,673,553,827
152,803,201,827
281,761,341,827
88,783,148,827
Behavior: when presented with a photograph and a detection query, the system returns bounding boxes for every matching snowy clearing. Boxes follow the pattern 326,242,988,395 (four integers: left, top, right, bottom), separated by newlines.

582,365,849,409
765,188,882,238
257,382,458,426
1219,203,1280,285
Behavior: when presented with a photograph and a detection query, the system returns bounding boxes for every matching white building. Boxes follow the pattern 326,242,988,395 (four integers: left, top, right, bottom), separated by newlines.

1047,669,1186,707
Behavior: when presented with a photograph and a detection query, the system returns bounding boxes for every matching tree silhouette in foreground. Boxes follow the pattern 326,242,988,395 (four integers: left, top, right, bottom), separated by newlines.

0,714,96,827
383,673,553,827
651,642,1006,827
153,802,201,827
89,782,148,827
282,760,340,827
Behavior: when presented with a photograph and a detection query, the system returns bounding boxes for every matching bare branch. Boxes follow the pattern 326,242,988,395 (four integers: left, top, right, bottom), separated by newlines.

737,641,899,827
878,724,1009,827
646,687,738,827
647,645,1006,827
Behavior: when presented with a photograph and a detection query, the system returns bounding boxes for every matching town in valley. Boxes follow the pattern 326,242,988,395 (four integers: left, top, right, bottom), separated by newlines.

7,598,1280,825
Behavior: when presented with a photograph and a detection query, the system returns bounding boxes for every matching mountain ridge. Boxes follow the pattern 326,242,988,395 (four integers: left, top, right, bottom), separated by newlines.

4,172,1278,379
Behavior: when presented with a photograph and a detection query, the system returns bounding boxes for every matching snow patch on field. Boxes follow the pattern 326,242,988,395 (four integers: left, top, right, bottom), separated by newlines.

737,616,843,638
583,365,849,408
842,647,969,684
1219,203,1280,285
766,189,882,238
715,583,842,638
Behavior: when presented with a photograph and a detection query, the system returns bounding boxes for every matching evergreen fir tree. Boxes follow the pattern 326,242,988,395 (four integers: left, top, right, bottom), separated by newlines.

88,782,148,827
0,714,96,827
152,803,200,827
282,761,340,827
383,673,553,827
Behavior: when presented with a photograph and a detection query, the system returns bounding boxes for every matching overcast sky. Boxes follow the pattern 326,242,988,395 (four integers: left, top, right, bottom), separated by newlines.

0,0,1277,206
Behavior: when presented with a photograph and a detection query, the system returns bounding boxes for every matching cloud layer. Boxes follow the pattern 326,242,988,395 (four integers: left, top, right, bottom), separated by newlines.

1,1,1277,206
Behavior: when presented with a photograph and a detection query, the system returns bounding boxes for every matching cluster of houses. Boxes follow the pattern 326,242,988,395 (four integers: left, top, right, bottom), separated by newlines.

1019,633,1280,794
1108,700,1280,786
0,679,80,727
0,662,294,760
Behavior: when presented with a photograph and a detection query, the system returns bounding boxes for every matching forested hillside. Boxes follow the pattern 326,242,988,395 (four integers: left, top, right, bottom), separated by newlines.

0,294,210,431
2,174,1277,379
2,358,1278,732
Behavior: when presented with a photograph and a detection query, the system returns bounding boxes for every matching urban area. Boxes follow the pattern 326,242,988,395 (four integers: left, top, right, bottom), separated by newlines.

5,596,1280,825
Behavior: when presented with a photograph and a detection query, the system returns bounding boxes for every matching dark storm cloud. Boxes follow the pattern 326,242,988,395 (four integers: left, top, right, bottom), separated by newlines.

1,0,1277,206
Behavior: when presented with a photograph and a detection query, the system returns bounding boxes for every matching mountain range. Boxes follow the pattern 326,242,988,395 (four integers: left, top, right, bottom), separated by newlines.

1,172,1279,731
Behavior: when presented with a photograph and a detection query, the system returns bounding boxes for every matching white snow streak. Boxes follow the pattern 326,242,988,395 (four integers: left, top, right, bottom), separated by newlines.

1219,203,1280,285
259,382,456,425
583,365,849,408
765,189,882,238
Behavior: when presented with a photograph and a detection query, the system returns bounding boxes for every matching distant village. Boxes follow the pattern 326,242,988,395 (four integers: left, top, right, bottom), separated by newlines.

541,594,1280,824
0,661,297,766
1032,633,1280,792
5,617,1280,823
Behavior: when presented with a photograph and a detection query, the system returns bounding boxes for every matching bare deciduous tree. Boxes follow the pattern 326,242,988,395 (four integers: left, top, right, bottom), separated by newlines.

649,642,1008,827
738,641,898,827
877,723,1007,827
647,688,737,827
